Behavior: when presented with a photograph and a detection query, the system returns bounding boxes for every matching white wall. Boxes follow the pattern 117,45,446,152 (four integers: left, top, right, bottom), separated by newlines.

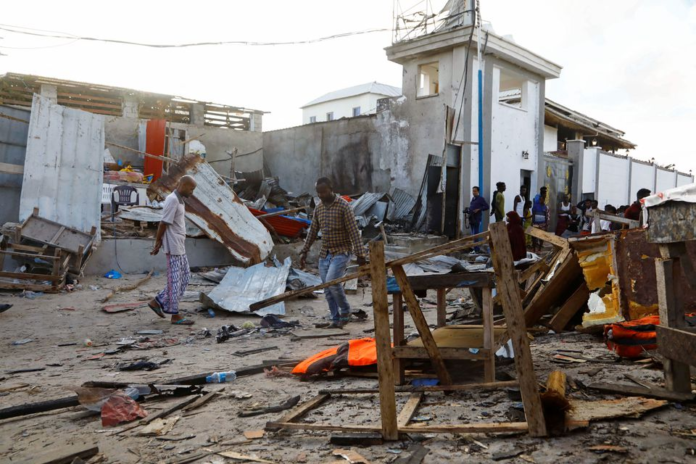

677,173,693,187
597,152,629,208
543,125,557,152
629,160,655,201
302,93,388,124
582,147,598,194
656,168,677,193
489,66,539,209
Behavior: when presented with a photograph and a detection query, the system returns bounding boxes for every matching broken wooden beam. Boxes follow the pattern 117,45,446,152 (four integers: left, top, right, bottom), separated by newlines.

266,393,331,431
101,270,153,303
587,382,695,402
656,326,696,368
318,380,518,395
31,442,99,464
548,284,590,332
540,371,571,436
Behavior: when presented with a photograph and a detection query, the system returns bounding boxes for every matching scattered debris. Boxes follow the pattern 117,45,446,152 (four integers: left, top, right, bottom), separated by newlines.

217,451,274,464
567,397,668,429
332,448,371,464
243,430,265,440
101,392,148,427
137,416,179,436
118,361,161,371
238,395,300,417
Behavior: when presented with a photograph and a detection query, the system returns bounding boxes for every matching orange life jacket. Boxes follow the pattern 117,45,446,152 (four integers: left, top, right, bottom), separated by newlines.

604,315,660,358
292,338,377,376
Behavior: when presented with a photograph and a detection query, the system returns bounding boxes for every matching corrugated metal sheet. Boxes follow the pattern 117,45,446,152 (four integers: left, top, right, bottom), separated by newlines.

387,187,416,221
200,257,290,316
20,95,104,240
350,192,388,217
301,82,402,108
0,105,30,225
148,154,273,266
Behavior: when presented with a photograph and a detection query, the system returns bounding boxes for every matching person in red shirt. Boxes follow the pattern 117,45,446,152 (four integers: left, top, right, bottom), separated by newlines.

624,188,651,221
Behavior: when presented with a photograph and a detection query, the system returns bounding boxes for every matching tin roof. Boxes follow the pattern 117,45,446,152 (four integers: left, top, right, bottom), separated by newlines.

148,154,274,266
301,82,401,108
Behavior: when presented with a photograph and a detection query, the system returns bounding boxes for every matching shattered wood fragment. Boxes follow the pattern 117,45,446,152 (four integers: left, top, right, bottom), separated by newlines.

0,395,79,420
566,396,668,429
587,382,695,402
332,448,371,464
243,430,265,440
238,395,300,417
266,393,330,431
140,395,200,425
30,442,99,464
217,451,275,463
540,371,571,436
100,271,153,303
181,388,222,413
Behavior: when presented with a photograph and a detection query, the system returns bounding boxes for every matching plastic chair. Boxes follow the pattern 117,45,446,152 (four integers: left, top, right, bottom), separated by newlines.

111,186,139,213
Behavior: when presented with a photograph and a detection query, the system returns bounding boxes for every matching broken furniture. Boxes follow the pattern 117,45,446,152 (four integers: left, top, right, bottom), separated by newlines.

645,197,696,397
391,271,498,384
0,237,71,293
256,224,548,439
15,207,96,275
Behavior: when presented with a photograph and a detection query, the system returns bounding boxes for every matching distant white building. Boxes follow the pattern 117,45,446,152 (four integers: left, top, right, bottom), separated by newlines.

301,82,401,125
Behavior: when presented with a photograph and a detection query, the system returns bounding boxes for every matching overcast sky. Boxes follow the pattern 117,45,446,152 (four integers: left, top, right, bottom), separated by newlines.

1,0,694,174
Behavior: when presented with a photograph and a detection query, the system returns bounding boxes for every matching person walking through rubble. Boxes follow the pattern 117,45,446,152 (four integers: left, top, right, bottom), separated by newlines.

148,175,197,325
490,182,506,222
300,177,366,329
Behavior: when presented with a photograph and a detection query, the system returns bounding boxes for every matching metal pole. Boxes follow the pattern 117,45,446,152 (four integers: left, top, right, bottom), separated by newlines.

476,1,484,200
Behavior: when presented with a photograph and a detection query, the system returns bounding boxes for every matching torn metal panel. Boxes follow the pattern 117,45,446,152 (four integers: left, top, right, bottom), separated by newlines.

118,206,205,237
387,187,416,222
20,95,104,240
350,192,389,217
201,257,290,316
148,154,273,266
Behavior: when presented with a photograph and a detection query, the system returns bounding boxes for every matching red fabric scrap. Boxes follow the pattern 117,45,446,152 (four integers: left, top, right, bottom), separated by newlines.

101,392,147,427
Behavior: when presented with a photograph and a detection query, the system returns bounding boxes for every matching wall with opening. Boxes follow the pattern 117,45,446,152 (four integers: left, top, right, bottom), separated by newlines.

417,62,440,98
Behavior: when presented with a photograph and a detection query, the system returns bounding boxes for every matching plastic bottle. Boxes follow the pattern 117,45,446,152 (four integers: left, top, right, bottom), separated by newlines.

205,371,237,383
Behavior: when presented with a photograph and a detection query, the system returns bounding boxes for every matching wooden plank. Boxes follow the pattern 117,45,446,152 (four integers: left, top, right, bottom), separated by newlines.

656,326,696,368
523,251,581,327
29,443,99,464
388,232,490,267
0,162,24,175
393,293,405,385
319,380,519,395
0,395,79,420
587,382,694,402
140,395,200,425
399,422,528,434
0,271,62,282
655,257,692,393
518,259,550,283
266,393,331,431
181,389,222,413
267,421,528,434
407,272,494,290
369,241,399,441
482,287,495,383
392,265,452,386
525,226,569,249
436,288,447,327
397,392,423,427
489,222,547,437
394,346,488,360
0,250,60,260
549,284,590,333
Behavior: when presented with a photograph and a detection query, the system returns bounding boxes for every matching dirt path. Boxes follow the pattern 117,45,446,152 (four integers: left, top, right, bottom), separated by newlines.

0,272,694,463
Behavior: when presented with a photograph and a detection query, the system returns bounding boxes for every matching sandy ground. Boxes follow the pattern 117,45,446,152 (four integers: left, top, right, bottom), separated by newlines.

1,270,695,464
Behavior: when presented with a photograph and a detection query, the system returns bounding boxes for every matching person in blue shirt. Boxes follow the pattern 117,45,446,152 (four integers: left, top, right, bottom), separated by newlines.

467,186,489,235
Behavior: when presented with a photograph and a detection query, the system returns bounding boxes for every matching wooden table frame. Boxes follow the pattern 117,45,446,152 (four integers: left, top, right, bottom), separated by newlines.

391,272,497,384
261,224,548,439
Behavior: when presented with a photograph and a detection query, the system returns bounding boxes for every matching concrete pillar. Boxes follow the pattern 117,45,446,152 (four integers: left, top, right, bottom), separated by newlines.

567,140,586,202
122,95,139,119
40,84,57,103
250,113,263,132
190,103,205,126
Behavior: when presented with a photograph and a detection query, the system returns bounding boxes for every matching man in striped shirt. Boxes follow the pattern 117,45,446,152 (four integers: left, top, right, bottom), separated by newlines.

300,178,366,328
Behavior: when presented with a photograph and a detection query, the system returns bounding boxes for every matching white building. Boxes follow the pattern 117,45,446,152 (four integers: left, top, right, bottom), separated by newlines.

301,82,401,125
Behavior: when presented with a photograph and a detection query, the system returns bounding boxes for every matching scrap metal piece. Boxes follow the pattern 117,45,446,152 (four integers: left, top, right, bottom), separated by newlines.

202,257,291,316
148,154,273,266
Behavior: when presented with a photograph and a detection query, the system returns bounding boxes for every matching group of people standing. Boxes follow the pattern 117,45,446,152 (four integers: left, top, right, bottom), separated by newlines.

466,184,653,257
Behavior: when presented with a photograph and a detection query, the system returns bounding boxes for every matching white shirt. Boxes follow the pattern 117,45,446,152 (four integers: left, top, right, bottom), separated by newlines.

161,191,187,255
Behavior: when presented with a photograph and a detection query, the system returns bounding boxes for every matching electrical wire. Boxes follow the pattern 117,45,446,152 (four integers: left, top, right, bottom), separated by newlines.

0,24,390,49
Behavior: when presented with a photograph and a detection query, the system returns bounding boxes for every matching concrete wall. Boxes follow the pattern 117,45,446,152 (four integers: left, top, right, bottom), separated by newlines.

677,173,693,187
543,125,558,152
629,160,655,201
263,115,395,196
104,117,263,177
597,152,630,208
490,65,541,212
85,237,235,275
302,93,387,124
656,167,677,193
